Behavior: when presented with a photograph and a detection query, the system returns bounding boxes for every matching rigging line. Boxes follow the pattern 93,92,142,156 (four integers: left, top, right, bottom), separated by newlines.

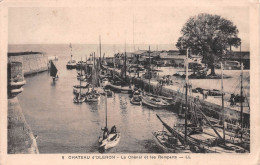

231,77,241,89
243,80,250,90
231,80,241,94
243,94,250,110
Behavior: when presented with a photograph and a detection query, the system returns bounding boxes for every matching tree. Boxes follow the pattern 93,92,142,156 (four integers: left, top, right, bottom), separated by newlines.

176,13,241,76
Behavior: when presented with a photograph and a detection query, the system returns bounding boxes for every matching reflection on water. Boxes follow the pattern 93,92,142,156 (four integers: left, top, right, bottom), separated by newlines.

18,58,179,153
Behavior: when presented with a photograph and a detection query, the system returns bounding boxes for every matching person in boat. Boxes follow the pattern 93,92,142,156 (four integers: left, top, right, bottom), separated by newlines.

75,93,79,100
205,91,208,99
102,127,109,139
111,125,117,133
230,94,235,106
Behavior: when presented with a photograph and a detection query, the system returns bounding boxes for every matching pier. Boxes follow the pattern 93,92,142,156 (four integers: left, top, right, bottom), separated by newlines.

106,67,250,127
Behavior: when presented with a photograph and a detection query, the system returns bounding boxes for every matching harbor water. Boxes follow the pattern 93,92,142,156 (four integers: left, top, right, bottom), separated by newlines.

17,56,180,153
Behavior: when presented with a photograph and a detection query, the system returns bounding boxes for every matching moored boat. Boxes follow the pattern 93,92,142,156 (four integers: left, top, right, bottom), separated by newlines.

152,130,191,153
99,129,121,152
104,88,113,97
73,57,85,103
73,96,85,103
130,96,141,105
130,90,142,105
141,95,171,109
85,92,100,102
107,82,132,93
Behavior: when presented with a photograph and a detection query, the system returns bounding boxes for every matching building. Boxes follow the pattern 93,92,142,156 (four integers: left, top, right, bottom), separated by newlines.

223,51,250,69
158,51,185,67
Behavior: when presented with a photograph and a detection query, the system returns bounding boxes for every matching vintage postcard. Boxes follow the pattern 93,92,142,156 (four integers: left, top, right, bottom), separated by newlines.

0,0,259,164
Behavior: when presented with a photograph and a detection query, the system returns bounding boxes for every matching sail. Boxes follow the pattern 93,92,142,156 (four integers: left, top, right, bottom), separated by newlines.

50,61,58,77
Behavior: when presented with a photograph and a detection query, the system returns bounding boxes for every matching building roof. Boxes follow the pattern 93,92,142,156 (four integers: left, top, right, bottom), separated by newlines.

133,50,148,55
224,51,250,60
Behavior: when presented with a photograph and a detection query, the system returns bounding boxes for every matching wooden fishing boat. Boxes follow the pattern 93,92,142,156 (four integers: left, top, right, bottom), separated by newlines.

146,93,174,103
104,88,113,97
85,92,100,102
50,61,58,81
130,96,141,105
76,61,86,70
152,130,191,153
156,115,246,153
108,82,132,93
73,96,85,103
141,95,170,109
73,58,85,103
99,130,121,152
130,90,142,105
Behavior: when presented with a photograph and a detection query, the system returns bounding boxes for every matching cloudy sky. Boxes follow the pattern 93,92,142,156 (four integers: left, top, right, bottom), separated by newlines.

8,5,249,50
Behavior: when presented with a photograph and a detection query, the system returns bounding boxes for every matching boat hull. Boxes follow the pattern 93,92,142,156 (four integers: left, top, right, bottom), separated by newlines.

99,132,121,150
141,96,170,109
130,97,141,105
152,131,191,153
108,84,131,93
73,97,85,103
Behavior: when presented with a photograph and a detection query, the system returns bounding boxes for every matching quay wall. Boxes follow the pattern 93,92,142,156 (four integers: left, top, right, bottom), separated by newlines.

109,68,249,126
7,61,39,154
8,53,48,76
8,97,39,154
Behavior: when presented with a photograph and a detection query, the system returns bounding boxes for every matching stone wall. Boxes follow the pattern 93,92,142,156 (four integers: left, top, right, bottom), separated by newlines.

8,97,39,154
7,61,39,154
8,53,48,76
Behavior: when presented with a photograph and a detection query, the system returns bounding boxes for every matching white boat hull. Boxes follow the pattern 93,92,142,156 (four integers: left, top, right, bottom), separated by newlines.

99,132,121,150
73,97,85,103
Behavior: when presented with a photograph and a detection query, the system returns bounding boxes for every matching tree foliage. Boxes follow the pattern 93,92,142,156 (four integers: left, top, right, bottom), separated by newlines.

176,13,240,75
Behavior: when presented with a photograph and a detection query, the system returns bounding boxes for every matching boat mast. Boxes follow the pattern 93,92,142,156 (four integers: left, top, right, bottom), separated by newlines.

94,52,96,87
125,48,127,79
221,62,226,144
149,45,151,93
185,48,189,144
86,54,88,81
70,43,72,62
113,56,115,80
240,63,244,142
105,92,108,128
80,57,82,97
99,36,102,65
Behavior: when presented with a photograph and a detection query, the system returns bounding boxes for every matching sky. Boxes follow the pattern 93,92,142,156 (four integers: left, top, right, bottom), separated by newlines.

8,6,249,50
